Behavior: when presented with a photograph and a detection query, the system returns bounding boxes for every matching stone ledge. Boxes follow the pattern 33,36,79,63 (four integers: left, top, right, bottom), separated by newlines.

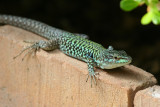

0,25,157,107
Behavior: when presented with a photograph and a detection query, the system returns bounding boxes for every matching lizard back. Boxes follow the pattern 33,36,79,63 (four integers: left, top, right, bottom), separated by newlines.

59,34,106,62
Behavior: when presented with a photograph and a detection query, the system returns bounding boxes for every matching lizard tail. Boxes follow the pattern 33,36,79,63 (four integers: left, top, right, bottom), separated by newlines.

0,14,65,39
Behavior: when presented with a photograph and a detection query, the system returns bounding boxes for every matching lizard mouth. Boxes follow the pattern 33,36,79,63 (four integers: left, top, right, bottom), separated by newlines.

117,56,132,64
100,56,132,69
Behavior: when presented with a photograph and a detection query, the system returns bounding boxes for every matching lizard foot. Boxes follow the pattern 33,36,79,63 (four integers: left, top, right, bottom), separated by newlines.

86,71,99,87
13,41,40,61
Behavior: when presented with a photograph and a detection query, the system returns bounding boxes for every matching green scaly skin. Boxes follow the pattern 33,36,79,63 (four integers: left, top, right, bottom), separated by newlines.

0,15,132,86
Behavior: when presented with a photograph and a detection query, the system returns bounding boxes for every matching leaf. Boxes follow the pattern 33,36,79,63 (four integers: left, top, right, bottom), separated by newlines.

120,0,140,11
134,0,143,2
141,12,153,25
152,10,160,25
144,0,149,5
149,0,158,4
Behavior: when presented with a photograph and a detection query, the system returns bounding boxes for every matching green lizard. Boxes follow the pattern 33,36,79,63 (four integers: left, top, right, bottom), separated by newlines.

0,15,132,86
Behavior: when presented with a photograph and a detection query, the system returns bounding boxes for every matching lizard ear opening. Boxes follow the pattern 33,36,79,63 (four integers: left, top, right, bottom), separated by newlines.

108,45,114,51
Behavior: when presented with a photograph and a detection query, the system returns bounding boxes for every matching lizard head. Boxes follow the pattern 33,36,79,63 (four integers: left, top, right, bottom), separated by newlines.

96,46,132,69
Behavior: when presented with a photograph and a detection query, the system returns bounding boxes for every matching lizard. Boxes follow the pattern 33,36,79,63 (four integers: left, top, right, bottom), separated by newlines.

0,15,132,87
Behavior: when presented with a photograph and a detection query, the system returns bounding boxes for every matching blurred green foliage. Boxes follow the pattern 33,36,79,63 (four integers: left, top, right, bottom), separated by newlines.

120,0,160,25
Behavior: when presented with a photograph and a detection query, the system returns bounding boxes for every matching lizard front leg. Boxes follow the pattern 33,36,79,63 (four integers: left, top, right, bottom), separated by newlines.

14,38,59,60
86,58,98,87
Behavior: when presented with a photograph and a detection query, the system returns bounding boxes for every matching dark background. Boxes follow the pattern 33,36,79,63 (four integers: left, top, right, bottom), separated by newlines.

0,0,160,83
